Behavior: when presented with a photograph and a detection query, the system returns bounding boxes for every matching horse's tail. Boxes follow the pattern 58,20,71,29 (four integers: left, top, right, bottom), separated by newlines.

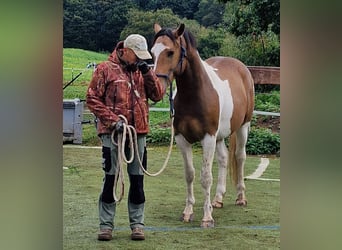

229,132,238,186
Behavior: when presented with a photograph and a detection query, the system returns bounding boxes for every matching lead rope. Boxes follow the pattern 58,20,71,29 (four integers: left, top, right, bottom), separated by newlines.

111,113,174,202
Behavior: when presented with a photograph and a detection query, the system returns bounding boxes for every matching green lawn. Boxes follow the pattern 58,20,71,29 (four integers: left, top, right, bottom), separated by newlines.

63,146,280,249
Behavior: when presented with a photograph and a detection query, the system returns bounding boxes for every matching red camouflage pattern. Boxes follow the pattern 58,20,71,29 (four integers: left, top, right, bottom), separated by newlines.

86,41,165,135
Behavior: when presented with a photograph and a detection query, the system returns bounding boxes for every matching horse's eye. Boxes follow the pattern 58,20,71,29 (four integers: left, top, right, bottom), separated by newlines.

167,51,174,58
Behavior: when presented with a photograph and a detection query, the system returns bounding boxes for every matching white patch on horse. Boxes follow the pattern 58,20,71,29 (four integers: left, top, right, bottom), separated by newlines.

201,61,234,140
151,43,168,71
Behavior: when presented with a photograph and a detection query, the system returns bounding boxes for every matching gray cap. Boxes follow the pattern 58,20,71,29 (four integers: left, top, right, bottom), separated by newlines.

123,34,152,60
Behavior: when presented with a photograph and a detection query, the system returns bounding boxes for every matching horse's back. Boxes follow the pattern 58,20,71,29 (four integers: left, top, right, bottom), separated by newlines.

206,56,254,129
206,56,252,86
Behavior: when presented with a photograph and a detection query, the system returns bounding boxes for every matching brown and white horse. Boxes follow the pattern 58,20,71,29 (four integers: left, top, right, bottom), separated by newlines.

151,23,255,228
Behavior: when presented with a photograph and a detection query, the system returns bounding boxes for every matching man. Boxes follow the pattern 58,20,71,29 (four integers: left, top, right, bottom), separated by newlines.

86,34,165,241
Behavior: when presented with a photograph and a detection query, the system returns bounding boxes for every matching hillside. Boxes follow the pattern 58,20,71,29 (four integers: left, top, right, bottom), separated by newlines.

63,48,108,84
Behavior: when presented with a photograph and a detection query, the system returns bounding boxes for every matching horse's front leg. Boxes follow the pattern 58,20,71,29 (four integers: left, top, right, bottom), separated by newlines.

200,134,217,228
175,134,195,223
212,139,228,208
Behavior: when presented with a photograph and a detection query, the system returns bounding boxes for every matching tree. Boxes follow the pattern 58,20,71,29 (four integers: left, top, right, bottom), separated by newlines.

63,0,136,52
198,28,226,58
133,0,200,19
120,8,201,49
220,0,280,66
194,0,225,27
63,0,95,49
119,8,182,48
221,0,279,36
63,0,279,67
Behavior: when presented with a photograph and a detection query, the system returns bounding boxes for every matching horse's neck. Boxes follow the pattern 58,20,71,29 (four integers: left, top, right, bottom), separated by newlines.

176,53,209,94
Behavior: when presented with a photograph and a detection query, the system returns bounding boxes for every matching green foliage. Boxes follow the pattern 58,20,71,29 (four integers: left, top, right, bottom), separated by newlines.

120,8,183,46
134,0,200,20
194,0,225,27
147,127,172,144
63,0,136,52
221,29,280,66
63,1,279,66
222,0,279,36
119,8,202,48
198,27,226,58
255,91,280,112
246,127,280,155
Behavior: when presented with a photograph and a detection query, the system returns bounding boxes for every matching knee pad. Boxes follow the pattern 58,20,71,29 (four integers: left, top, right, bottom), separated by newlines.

102,146,111,172
101,174,115,203
129,175,145,204
142,147,147,170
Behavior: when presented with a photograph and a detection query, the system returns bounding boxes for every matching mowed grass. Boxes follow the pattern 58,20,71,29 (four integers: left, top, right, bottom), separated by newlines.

63,48,108,100
63,146,280,249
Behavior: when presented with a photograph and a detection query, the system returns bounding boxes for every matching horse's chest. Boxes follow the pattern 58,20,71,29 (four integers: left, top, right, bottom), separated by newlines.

173,96,220,142
173,115,207,143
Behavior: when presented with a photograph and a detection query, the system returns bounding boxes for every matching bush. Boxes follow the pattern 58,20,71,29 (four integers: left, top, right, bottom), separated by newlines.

218,29,279,67
246,127,280,155
254,91,280,112
146,123,280,156
146,126,172,145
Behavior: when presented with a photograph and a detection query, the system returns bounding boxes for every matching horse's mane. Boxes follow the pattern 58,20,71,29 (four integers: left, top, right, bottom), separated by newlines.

153,27,197,49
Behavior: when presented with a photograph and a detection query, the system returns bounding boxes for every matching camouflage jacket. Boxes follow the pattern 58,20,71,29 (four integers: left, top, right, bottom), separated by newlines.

86,42,165,135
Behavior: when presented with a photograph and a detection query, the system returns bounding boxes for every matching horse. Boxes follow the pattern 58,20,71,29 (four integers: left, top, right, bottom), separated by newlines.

151,23,255,228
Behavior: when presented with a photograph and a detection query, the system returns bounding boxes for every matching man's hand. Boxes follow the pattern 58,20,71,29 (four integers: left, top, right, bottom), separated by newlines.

112,119,124,133
137,61,150,74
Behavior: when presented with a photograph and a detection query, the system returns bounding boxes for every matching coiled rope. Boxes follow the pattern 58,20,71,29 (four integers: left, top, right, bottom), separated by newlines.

111,114,174,202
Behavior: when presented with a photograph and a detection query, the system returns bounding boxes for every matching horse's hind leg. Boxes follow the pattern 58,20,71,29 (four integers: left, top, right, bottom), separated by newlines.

212,139,228,208
235,122,250,206
175,134,195,223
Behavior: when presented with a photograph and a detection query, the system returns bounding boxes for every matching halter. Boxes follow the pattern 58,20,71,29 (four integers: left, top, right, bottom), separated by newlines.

156,37,187,118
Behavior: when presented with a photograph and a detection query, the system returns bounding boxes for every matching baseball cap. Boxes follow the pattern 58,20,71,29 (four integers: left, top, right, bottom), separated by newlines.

124,34,152,60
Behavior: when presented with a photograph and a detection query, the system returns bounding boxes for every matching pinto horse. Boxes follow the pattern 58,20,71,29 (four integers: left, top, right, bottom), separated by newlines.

151,23,255,228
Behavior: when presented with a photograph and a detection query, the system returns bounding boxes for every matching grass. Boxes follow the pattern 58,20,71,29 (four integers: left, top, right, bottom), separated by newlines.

63,146,280,249
63,48,108,100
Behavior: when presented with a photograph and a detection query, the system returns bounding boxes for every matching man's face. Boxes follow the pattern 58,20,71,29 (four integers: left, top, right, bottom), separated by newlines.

122,48,138,65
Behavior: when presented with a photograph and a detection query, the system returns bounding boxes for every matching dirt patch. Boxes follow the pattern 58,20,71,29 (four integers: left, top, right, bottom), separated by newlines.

255,116,280,134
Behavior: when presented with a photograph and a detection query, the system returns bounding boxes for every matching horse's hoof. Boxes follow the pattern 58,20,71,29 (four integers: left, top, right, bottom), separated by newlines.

212,200,223,208
201,219,215,228
235,198,247,206
180,213,194,222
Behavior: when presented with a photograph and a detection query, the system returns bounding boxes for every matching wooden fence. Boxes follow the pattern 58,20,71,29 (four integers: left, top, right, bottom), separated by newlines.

247,66,280,85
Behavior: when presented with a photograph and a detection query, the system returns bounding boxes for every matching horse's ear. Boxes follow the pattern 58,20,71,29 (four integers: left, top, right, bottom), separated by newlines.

175,23,185,38
154,23,162,34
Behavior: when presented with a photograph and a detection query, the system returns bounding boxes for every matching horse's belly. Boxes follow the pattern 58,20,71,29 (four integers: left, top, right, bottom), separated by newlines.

216,118,231,140
216,85,233,139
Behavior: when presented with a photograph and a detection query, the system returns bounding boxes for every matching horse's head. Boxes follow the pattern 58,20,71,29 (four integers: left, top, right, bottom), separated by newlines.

151,23,189,86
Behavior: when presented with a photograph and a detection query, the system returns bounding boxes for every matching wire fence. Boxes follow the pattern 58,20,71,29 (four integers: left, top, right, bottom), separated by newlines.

63,63,97,85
